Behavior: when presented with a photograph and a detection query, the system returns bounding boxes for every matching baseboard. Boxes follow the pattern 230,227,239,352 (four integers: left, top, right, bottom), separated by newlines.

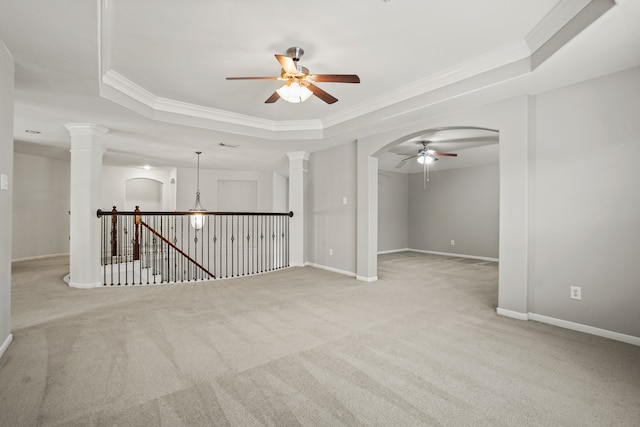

377,248,410,255
356,275,378,282
528,313,640,347
12,252,69,262
68,280,103,289
0,334,13,359
408,249,498,263
496,307,529,321
305,262,356,278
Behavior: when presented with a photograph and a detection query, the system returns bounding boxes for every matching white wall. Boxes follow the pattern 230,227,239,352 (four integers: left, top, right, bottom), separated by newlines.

530,66,640,337
408,164,499,259
377,171,408,253
0,39,14,357
175,167,275,212
272,172,288,212
12,153,70,260
101,165,175,211
309,142,357,274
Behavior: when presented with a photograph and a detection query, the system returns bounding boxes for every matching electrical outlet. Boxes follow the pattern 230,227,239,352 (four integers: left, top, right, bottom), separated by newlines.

450,240,455,245
329,248,333,256
570,286,582,300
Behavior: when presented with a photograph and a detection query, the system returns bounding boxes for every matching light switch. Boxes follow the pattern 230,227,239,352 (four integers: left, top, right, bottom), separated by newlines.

0,174,8,191
342,196,347,205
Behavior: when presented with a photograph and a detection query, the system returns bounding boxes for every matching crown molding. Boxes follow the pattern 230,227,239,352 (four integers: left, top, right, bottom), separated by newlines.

97,0,614,140
322,40,531,129
526,0,615,69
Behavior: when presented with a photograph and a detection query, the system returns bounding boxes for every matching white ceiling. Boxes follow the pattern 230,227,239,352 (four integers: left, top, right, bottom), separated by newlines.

2,0,640,174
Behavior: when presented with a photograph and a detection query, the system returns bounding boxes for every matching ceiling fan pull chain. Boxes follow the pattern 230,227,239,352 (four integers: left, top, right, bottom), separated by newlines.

423,162,427,188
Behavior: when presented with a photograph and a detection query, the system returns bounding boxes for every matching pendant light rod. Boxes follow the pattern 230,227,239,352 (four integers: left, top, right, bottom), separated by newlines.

196,151,201,194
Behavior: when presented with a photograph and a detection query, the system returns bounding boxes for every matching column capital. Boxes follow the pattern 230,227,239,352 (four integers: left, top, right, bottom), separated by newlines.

65,123,109,136
286,151,310,162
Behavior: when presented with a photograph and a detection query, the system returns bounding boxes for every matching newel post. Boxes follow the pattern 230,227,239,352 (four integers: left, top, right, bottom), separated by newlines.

134,206,140,261
110,206,117,257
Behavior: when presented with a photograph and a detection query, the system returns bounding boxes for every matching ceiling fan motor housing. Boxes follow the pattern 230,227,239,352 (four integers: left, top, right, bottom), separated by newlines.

286,47,304,61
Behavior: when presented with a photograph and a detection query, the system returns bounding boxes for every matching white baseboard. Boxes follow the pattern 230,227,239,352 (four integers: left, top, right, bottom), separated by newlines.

68,280,103,289
410,249,498,262
0,334,13,359
12,252,69,262
377,248,410,255
496,307,529,321
496,309,640,346
305,262,356,278
528,313,640,347
356,275,378,282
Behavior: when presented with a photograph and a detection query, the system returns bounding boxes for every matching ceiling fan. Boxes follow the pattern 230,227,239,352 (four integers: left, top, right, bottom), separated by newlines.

226,47,360,104
395,141,458,169
395,141,458,187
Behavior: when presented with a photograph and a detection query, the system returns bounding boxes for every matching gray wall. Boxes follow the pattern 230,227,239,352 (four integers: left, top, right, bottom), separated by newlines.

101,165,175,211
408,164,500,259
176,168,275,212
310,142,357,274
530,66,640,337
12,153,70,260
378,171,408,252
0,40,14,355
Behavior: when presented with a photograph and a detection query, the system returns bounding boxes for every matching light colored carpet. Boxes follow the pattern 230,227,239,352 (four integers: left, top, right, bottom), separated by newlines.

1,252,639,426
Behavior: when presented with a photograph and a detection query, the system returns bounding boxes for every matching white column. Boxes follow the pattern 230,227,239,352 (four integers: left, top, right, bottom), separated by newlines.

287,151,309,267
66,123,108,288
356,144,378,282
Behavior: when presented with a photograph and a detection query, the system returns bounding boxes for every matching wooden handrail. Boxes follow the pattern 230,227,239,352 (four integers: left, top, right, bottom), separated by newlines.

98,209,293,218
139,220,215,280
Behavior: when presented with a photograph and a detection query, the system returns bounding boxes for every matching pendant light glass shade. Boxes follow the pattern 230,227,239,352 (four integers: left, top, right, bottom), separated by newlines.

189,151,206,230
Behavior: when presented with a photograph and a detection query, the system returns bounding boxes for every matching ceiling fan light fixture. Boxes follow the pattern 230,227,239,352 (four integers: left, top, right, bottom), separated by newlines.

416,153,435,164
276,80,313,103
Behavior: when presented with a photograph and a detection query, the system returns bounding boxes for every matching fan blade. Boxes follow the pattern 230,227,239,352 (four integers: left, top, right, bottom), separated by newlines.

226,76,279,80
265,92,280,103
307,84,338,104
395,155,416,168
433,152,458,157
309,74,360,83
275,54,299,75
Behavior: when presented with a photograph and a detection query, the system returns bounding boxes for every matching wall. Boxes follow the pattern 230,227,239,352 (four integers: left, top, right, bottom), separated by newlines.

530,66,640,337
12,153,70,260
408,164,499,259
272,172,288,212
0,39,14,357
101,165,175,211
309,142,357,274
377,171,408,253
176,168,275,212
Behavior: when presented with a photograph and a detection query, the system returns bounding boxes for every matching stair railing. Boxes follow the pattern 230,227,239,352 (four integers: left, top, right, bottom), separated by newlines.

97,207,293,286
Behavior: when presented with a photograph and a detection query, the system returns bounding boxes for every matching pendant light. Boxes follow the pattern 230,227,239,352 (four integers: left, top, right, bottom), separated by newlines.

189,151,206,230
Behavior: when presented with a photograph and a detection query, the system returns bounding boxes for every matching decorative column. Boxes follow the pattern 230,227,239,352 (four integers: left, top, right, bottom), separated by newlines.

66,123,108,288
356,141,378,282
287,151,309,267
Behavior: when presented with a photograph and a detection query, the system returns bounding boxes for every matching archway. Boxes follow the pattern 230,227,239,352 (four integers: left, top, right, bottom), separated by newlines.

356,96,531,318
124,178,163,211
375,126,499,260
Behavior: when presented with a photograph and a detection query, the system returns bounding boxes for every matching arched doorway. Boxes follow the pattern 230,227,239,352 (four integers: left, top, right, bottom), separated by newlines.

376,126,499,260
124,178,163,211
